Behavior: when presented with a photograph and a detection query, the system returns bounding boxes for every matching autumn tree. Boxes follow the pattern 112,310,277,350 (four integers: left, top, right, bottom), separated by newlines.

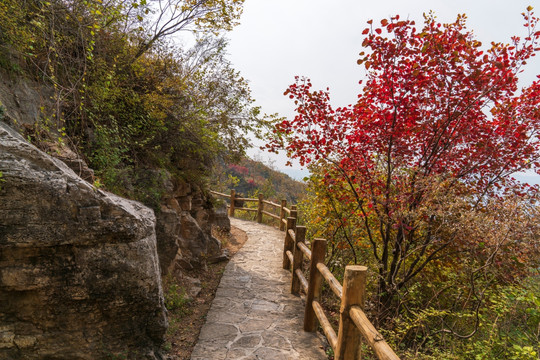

0,0,260,207
268,10,540,325
133,0,244,59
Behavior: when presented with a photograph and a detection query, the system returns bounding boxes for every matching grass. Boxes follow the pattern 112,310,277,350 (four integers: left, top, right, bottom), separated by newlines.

163,277,192,316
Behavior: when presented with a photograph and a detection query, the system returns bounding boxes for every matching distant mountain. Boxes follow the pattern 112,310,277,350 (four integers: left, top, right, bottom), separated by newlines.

211,157,306,204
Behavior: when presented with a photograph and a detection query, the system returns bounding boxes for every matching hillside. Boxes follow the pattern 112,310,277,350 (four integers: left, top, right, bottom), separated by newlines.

211,157,306,204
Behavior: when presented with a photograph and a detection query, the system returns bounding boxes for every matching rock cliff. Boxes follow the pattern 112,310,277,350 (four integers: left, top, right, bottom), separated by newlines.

0,121,167,359
0,73,229,276
156,182,225,274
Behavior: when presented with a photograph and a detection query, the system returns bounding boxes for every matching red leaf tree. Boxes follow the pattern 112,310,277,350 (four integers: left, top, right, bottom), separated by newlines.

268,11,540,320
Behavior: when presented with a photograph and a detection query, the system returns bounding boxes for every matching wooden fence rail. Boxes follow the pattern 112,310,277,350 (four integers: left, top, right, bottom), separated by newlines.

210,189,295,228
210,189,400,360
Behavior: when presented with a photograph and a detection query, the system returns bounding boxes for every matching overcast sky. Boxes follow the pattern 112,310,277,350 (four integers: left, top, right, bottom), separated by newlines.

226,0,540,183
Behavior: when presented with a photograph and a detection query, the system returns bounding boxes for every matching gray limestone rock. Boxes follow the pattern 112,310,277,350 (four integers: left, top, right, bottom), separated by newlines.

210,201,231,232
0,70,52,127
156,186,223,274
0,121,167,359
179,212,220,268
155,207,182,275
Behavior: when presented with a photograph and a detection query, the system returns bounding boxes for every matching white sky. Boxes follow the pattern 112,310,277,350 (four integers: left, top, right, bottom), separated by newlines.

226,0,540,183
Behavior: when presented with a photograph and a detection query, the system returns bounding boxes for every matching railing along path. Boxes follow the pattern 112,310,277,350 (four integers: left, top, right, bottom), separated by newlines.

210,189,400,360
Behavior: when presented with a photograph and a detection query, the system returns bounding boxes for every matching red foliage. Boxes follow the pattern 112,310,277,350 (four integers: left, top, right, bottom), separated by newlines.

267,10,540,316
228,164,249,176
269,12,540,193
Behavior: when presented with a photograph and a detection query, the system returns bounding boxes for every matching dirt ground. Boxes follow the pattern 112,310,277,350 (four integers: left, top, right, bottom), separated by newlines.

162,226,248,360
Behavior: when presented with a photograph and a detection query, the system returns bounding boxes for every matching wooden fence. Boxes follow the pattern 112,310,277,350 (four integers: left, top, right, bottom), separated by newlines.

210,190,400,360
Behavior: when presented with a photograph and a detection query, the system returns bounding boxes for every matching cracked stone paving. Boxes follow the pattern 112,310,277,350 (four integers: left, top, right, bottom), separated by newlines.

190,218,327,360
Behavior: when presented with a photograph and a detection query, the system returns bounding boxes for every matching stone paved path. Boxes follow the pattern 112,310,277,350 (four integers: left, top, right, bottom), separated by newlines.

190,218,327,360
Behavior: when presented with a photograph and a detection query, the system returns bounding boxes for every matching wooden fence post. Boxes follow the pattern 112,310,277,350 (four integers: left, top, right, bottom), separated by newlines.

290,205,297,221
283,216,296,269
304,238,327,332
335,265,367,360
257,193,264,223
229,189,236,217
291,226,306,295
279,199,287,231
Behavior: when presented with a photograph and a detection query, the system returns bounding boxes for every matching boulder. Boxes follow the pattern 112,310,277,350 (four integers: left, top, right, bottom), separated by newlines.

179,212,220,269
0,122,167,359
210,201,231,232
